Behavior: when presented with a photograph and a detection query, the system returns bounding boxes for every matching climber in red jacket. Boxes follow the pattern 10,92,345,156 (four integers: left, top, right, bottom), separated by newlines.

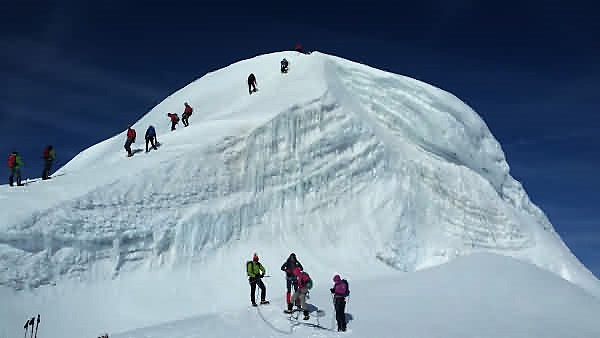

124,125,136,157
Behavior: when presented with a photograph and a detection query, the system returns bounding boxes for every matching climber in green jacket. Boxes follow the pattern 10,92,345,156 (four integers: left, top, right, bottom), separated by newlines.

7,151,24,186
247,253,269,306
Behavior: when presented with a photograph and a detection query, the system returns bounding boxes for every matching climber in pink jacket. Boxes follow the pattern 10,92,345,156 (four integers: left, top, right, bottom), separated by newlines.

330,274,350,332
289,267,312,320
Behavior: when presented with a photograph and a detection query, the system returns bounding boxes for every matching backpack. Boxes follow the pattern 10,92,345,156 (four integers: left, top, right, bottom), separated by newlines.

43,147,50,159
304,272,313,290
341,279,350,297
246,261,261,277
7,154,16,168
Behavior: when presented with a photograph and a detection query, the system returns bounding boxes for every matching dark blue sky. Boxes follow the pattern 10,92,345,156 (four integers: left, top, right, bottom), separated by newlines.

1,1,598,277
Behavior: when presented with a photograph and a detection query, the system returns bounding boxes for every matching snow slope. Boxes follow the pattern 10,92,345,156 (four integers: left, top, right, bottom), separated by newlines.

1,50,599,337
111,254,600,338
2,253,598,338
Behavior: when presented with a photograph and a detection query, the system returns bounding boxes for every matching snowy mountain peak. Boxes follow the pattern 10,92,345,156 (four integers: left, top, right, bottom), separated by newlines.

1,51,598,301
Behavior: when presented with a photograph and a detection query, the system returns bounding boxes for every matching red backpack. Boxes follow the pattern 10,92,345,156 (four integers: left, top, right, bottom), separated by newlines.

7,154,16,168
127,128,136,139
43,147,50,158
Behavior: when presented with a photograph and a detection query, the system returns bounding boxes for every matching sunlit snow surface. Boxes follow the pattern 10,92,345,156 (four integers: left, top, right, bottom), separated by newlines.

1,51,599,338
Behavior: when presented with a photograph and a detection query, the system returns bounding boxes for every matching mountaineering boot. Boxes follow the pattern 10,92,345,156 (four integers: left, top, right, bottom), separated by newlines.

303,311,309,320
260,300,270,305
252,302,257,307
284,303,293,314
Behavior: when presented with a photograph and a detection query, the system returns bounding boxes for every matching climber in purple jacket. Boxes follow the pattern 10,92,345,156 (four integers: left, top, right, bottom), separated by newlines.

330,274,350,332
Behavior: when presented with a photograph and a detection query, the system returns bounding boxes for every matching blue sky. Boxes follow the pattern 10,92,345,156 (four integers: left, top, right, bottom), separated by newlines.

1,1,598,276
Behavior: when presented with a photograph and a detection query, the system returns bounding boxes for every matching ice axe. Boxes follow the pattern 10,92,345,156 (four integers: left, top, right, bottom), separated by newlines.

29,317,34,338
34,314,40,338
23,319,30,338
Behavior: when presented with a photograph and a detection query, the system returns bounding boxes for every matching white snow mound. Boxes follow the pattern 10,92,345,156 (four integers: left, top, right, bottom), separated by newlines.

0,51,598,301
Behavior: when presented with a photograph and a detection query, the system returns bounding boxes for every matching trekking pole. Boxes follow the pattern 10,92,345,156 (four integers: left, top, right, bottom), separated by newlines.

34,315,40,338
346,296,350,313
29,317,34,338
331,295,336,330
23,319,29,338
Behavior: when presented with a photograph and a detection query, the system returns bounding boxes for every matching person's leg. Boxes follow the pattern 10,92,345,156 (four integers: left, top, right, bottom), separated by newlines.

9,168,14,186
299,292,307,311
300,291,309,319
286,278,292,304
335,298,346,330
290,288,298,305
250,279,257,305
42,161,48,179
146,138,150,152
16,168,22,185
292,280,301,307
340,298,346,330
125,139,133,156
335,298,342,330
257,279,266,302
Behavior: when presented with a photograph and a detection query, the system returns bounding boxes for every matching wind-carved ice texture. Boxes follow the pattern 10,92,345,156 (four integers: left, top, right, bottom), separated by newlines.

0,51,597,297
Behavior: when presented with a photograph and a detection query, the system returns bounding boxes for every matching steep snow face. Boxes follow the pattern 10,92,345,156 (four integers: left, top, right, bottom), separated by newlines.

0,51,597,297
